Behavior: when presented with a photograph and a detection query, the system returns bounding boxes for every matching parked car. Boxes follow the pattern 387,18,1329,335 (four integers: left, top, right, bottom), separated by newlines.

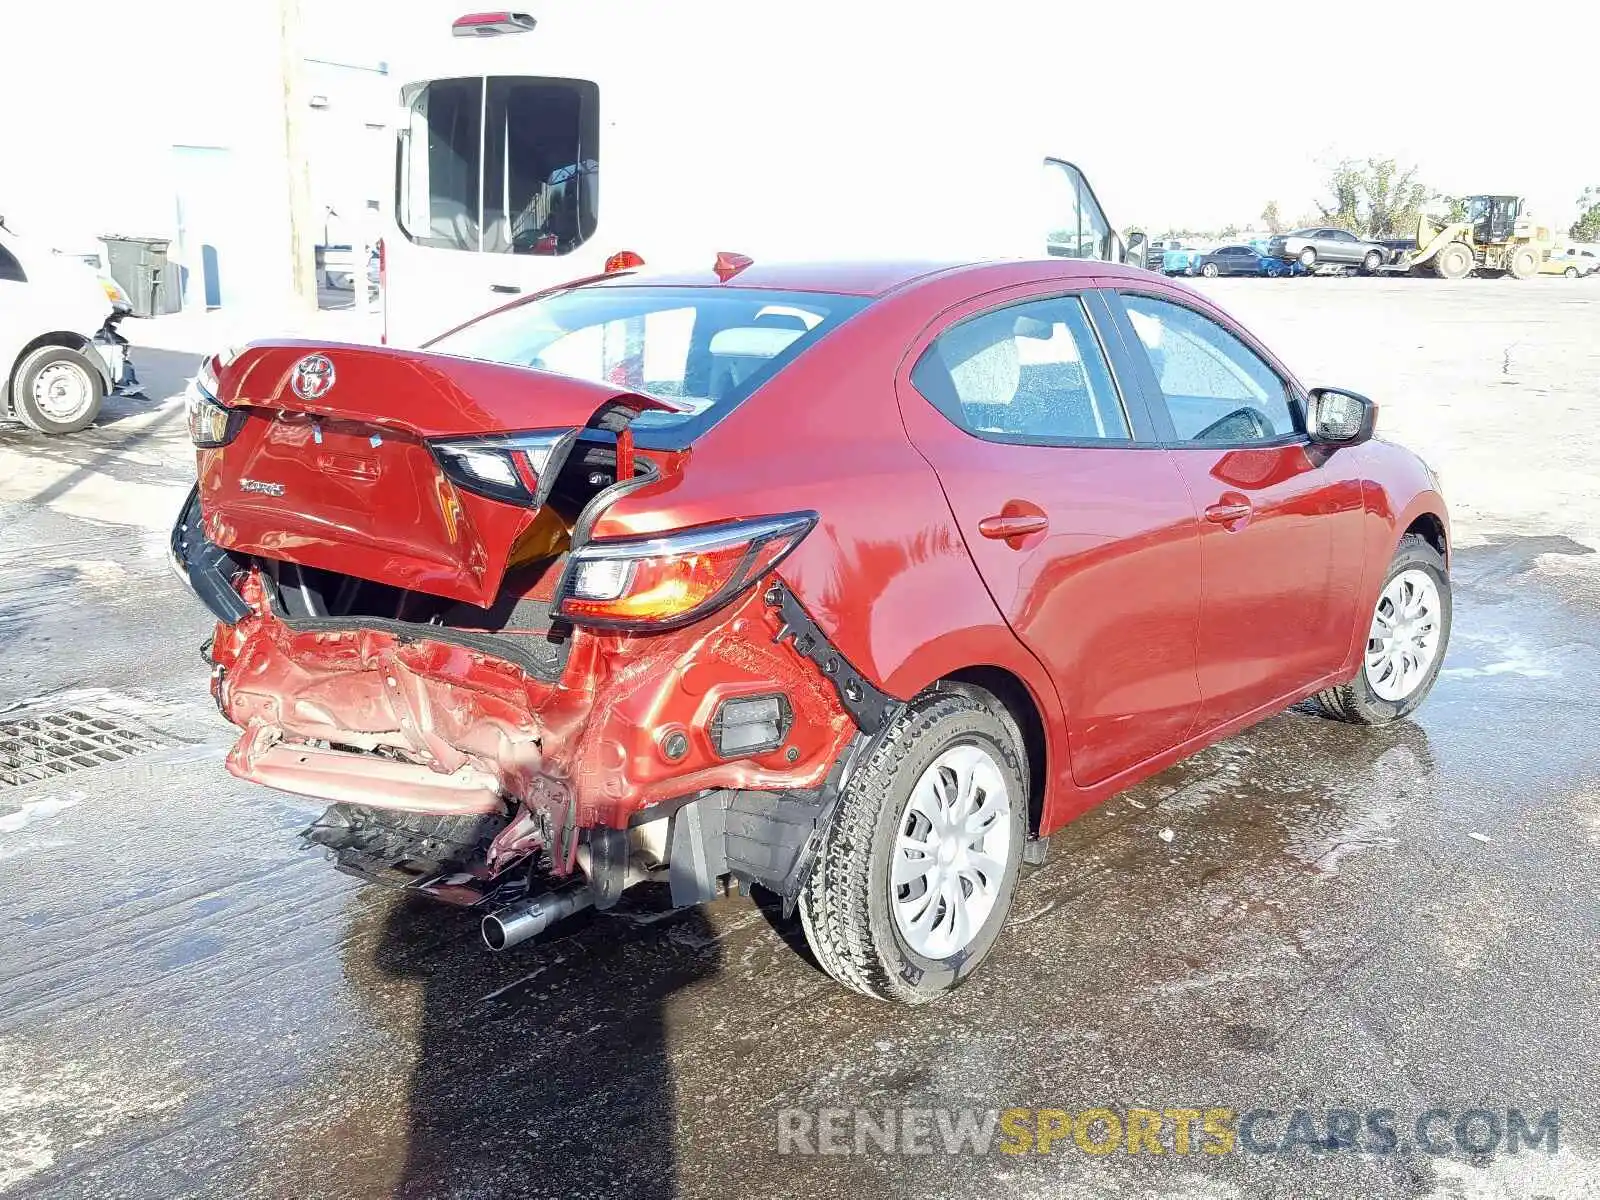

1194,244,1302,277
171,256,1451,1002
1539,249,1599,278
1268,227,1390,273
0,220,138,433
1144,239,1206,276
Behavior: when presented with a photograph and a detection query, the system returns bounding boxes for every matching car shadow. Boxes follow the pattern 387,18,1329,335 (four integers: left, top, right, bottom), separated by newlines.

362,889,723,1199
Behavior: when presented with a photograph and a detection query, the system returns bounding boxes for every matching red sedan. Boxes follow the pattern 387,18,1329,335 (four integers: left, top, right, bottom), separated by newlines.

172,257,1450,1002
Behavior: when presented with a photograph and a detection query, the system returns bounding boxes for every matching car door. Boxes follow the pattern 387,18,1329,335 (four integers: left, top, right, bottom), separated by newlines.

1328,229,1361,263
1104,289,1367,728
896,285,1202,787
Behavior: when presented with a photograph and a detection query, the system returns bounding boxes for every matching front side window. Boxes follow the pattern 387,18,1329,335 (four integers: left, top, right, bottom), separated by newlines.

1043,160,1112,260
427,285,866,444
1120,295,1298,444
910,295,1129,443
398,75,598,256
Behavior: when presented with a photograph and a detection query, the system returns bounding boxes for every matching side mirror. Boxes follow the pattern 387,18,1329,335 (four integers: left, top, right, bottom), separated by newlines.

1306,387,1377,447
1124,230,1149,267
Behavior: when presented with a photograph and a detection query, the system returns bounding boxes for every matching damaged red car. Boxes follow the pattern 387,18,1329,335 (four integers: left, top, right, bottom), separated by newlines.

171,257,1451,1002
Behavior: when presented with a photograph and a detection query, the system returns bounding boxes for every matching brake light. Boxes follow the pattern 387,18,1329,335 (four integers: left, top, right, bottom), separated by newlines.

556,513,816,630
185,357,245,448
605,250,645,273
429,431,571,506
452,11,536,36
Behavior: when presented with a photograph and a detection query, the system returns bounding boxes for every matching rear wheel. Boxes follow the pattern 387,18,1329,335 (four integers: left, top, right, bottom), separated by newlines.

1508,245,1539,280
1362,249,1383,274
1313,534,1451,724
12,346,104,434
799,692,1027,1003
1200,262,1220,278
1433,241,1474,280
1298,247,1318,268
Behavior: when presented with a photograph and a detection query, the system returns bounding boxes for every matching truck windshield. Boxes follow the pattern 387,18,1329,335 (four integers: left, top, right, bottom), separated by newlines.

427,285,868,444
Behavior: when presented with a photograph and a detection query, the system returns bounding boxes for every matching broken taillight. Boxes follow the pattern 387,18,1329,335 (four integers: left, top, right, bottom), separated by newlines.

429,430,571,505
554,513,816,631
186,357,244,448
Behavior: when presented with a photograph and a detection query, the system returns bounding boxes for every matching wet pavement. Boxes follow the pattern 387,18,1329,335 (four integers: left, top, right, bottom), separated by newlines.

2,302,1599,1199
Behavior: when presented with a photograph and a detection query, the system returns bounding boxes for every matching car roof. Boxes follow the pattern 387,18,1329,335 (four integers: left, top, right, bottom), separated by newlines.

590,256,1123,298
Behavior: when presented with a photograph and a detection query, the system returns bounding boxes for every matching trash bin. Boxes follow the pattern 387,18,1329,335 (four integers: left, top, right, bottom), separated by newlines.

101,235,174,317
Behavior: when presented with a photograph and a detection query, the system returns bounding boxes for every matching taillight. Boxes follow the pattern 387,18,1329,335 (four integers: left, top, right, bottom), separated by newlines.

604,250,645,273
429,430,571,506
555,513,816,631
185,357,244,448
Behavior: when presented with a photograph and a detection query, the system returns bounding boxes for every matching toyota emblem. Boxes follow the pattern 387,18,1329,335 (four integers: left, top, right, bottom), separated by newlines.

290,353,336,401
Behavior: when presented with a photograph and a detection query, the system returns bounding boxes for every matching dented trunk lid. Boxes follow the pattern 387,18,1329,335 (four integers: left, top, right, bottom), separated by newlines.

197,341,683,608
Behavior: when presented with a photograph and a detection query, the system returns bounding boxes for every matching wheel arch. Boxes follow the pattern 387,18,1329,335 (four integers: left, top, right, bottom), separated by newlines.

931,665,1050,838
4,331,109,411
1403,509,1448,565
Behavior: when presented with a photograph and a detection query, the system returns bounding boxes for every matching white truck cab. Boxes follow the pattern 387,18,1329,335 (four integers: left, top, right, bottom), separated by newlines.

380,7,1143,347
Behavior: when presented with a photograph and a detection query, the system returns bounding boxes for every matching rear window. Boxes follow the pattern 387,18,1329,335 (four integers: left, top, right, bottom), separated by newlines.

397,75,599,256
427,285,868,446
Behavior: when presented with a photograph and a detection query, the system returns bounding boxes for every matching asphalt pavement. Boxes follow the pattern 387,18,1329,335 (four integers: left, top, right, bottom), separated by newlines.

1,290,1597,1199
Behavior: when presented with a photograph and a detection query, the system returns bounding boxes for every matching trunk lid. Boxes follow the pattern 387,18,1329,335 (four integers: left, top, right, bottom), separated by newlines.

198,341,684,608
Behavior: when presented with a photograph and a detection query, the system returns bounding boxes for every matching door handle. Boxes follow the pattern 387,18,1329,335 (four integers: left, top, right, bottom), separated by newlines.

1204,499,1252,524
978,512,1049,540
489,283,522,294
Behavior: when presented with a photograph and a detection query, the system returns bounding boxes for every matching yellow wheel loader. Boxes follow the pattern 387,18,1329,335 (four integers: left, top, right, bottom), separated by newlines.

1386,195,1552,279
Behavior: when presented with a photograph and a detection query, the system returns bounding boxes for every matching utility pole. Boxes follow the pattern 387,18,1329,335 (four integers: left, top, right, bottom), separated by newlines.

279,0,318,312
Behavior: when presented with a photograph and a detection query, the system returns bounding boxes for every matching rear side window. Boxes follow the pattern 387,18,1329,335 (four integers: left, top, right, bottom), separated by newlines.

0,242,24,283
427,285,867,446
1121,295,1298,443
911,296,1129,444
398,76,598,256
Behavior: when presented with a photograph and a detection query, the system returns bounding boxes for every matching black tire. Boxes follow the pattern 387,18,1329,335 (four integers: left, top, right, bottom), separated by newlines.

1565,266,1579,279
798,691,1027,1003
1361,249,1383,274
1298,246,1317,268
1508,245,1539,280
1433,241,1474,280
1200,262,1219,278
1312,533,1451,725
11,345,104,434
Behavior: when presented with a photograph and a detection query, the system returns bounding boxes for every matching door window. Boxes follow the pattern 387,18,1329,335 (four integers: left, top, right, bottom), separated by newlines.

398,76,599,255
1043,160,1112,260
0,242,24,283
910,295,1129,443
1120,295,1298,444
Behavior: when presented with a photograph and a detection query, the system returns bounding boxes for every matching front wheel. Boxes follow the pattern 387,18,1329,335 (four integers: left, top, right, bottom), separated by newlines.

12,346,104,434
1566,266,1579,279
1200,262,1220,278
798,692,1027,1003
1313,533,1451,724
1362,249,1383,274
1298,247,1318,269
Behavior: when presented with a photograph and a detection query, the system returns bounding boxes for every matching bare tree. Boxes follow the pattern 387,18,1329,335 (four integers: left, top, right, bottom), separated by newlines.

1260,200,1286,235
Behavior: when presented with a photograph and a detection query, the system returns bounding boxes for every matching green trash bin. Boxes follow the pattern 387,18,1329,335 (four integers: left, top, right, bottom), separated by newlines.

101,235,174,317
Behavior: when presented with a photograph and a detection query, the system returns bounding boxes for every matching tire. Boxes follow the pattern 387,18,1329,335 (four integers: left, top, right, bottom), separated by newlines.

798,691,1027,1003
1565,266,1579,279
1433,241,1474,280
1508,245,1539,280
1200,262,1219,278
11,346,104,434
1298,246,1317,268
1361,249,1383,274
1312,533,1451,725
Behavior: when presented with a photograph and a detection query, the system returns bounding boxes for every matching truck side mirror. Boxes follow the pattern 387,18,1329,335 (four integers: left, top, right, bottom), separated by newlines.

1124,231,1149,267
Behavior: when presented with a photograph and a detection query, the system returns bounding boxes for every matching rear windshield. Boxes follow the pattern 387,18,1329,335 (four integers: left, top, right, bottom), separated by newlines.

427,285,868,445
398,76,599,256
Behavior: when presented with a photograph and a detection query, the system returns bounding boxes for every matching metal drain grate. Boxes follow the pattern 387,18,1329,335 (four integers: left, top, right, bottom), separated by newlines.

0,709,169,787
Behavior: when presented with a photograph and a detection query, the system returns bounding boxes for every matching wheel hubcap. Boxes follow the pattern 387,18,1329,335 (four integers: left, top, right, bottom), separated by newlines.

891,743,1012,960
1364,568,1442,701
31,362,93,422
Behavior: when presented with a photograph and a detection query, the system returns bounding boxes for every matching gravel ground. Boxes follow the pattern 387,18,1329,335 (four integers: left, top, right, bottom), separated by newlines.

1,278,1597,1199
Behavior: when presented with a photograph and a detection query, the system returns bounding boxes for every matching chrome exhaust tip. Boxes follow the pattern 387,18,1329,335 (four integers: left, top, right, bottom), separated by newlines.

482,886,595,951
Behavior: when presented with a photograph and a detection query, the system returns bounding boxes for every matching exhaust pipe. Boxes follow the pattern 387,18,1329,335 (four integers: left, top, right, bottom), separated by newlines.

482,886,595,951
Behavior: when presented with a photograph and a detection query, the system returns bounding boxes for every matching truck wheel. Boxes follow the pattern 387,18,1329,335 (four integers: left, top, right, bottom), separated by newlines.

1508,246,1539,280
1312,534,1451,725
1433,242,1474,280
1361,250,1383,274
12,346,105,434
798,691,1027,1003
